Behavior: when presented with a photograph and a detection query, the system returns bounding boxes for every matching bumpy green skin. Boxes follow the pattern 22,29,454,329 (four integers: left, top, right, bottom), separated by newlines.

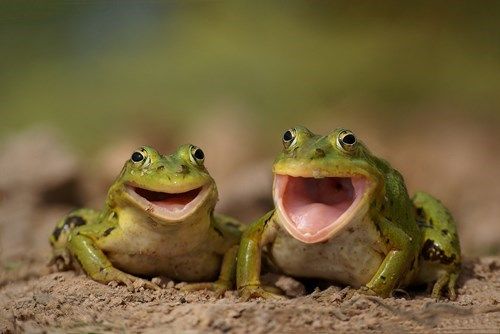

50,145,244,293
237,126,461,300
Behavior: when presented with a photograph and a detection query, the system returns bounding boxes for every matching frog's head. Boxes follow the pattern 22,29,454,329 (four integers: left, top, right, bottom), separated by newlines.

273,126,382,243
110,145,217,225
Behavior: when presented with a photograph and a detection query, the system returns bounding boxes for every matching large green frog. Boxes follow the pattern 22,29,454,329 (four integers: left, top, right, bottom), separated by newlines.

50,145,243,293
237,126,461,300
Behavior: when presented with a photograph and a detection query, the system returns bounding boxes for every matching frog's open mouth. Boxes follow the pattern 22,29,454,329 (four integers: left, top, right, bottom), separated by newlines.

125,184,210,222
274,175,369,243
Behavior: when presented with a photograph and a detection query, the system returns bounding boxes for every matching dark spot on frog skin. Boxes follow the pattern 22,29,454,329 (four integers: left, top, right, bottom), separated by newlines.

225,222,240,229
52,216,86,240
347,227,354,234
441,229,449,236
156,165,165,171
213,225,224,238
381,275,386,280
314,148,325,158
263,215,273,227
415,207,424,218
428,218,434,226
421,239,456,265
103,227,115,237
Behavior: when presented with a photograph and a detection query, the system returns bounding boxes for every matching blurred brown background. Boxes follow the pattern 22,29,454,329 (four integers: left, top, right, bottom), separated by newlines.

1,1,499,264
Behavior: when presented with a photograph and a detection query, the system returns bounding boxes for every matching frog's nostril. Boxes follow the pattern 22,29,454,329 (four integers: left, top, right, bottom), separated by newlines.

157,165,165,171
314,148,325,158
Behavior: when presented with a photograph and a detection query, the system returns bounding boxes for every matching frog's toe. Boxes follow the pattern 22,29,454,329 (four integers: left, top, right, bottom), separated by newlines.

357,286,379,297
239,285,285,301
181,281,231,297
93,267,159,291
447,272,459,300
181,282,214,292
262,285,284,295
49,250,73,271
131,276,161,291
431,272,452,300
431,272,458,300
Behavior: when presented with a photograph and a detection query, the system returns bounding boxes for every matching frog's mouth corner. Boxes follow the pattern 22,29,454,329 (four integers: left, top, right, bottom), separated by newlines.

125,184,210,222
273,174,369,243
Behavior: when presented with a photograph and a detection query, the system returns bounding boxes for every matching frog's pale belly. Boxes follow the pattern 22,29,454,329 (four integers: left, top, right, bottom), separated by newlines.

269,214,388,287
106,250,222,282
98,220,223,281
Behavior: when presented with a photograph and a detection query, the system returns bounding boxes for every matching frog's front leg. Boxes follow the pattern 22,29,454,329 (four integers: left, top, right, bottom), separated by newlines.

236,211,283,300
181,245,239,297
365,216,419,297
67,228,159,291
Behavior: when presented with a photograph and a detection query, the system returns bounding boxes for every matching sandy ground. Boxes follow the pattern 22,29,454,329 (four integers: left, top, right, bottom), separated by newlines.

1,120,499,333
1,257,499,333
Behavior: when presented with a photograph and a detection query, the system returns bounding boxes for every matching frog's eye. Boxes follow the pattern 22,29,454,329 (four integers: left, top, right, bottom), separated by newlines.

337,130,357,151
130,148,151,167
131,150,145,163
190,146,205,165
282,128,296,149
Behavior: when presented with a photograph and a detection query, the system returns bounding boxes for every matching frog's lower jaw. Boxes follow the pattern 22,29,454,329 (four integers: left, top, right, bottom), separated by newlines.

273,174,370,243
124,183,213,223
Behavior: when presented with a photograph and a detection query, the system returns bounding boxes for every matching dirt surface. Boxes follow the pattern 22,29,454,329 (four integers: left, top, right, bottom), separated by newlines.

1,124,499,333
1,257,499,333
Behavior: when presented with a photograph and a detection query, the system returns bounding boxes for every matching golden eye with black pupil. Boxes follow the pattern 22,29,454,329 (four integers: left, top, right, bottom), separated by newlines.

282,128,296,149
338,130,357,151
190,146,205,165
131,151,145,163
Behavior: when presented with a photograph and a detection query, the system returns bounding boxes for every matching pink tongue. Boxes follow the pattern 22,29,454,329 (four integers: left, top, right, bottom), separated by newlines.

281,176,355,234
289,203,351,233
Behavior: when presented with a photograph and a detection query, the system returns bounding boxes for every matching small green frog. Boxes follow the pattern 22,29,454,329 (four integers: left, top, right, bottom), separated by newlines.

237,126,461,300
50,145,243,293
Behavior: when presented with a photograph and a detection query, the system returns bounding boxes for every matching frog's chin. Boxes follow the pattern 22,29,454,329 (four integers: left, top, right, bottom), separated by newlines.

124,183,212,223
273,174,370,244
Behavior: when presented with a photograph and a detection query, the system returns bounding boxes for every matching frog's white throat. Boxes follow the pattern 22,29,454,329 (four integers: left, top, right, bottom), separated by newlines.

274,174,370,243
125,183,212,223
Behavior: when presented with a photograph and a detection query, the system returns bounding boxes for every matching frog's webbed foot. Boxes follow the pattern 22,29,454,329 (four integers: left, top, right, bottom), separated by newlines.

431,271,458,300
48,249,73,271
93,267,161,292
239,285,285,301
181,280,232,298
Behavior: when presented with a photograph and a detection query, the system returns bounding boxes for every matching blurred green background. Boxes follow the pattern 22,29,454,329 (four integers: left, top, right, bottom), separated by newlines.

1,1,499,149
1,1,499,255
